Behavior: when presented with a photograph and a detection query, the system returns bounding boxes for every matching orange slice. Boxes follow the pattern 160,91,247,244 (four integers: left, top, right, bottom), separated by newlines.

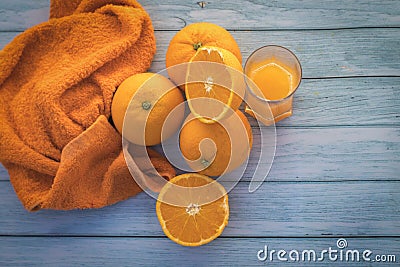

156,173,229,246
185,46,245,123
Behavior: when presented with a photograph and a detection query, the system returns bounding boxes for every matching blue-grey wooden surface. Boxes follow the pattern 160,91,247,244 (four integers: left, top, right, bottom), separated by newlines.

0,0,399,266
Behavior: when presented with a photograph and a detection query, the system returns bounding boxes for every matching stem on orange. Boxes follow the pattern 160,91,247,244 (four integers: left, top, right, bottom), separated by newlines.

193,42,202,50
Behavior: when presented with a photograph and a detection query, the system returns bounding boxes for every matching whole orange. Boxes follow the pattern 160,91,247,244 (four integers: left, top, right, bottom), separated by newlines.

166,22,242,88
111,73,184,146
179,110,252,176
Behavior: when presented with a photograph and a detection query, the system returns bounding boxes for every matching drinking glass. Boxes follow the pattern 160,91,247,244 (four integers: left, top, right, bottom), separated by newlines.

244,45,302,125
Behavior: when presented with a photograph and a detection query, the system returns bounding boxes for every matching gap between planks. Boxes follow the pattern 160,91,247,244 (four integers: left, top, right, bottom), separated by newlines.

1,26,399,33
1,234,399,238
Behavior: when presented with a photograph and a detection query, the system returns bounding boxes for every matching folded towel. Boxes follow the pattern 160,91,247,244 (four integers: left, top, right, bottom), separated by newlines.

0,0,175,211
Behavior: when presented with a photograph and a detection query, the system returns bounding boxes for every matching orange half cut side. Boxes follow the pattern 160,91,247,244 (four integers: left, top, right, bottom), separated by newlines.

156,173,229,246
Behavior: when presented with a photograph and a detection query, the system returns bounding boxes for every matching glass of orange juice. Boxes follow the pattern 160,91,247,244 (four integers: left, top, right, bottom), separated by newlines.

244,45,302,125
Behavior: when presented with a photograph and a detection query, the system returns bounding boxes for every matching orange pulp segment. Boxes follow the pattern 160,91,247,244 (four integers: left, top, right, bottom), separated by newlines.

185,46,244,123
156,173,229,246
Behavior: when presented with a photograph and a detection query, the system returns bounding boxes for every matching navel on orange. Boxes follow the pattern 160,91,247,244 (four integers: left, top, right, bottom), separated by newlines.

111,73,184,146
185,46,245,123
156,173,229,246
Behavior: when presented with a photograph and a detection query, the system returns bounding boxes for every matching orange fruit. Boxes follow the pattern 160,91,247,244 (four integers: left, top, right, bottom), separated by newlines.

166,22,242,88
185,46,245,123
111,73,184,146
156,173,229,246
179,110,252,176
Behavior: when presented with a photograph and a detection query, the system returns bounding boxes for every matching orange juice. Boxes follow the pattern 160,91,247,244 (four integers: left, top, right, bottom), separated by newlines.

244,46,302,125
247,59,296,101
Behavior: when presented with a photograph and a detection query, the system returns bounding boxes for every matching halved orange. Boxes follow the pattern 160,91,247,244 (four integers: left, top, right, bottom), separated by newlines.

185,46,245,123
156,173,229,246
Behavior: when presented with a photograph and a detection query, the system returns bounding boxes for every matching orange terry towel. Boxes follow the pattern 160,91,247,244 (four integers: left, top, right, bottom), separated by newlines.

0,0,175,211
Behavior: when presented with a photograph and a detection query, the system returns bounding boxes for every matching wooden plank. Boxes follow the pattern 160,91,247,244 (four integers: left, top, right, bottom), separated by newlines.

0,32,17,48
0,0,49,31
0,237,398,266
150,29,400,78
280,78,400,127
255,127,400,182
0,167,7,180
2,127,399,181
1,28,399,78
0,181,399,236
0,0,399,31
1,31,399,125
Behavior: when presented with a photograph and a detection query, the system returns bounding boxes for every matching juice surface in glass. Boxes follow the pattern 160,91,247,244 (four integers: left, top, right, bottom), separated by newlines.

247,58,297,101
244,45,302,125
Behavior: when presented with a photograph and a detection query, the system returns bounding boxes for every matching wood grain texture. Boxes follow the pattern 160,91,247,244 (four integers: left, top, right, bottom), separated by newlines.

1,28,399,78
1,181,399,236
0,166,7,180
0,0,399,31
0,0,49,31
1,32,399,126
0,0,399,266
249,127,400,182
281,78,400,127
150,29,400,78
0,237,399,266
2,127,399,181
